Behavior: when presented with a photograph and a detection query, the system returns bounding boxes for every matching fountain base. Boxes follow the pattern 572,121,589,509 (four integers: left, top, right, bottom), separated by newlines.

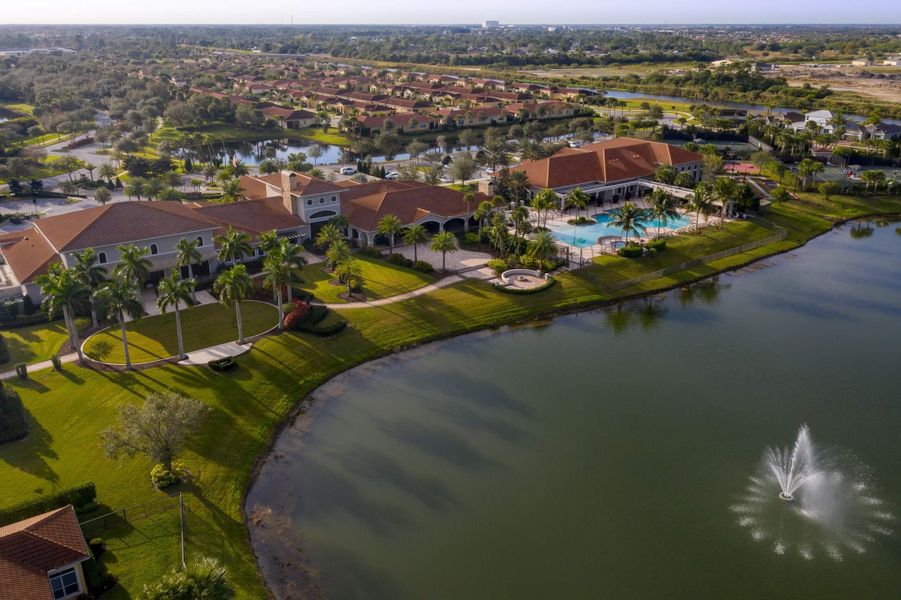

779,492,795,502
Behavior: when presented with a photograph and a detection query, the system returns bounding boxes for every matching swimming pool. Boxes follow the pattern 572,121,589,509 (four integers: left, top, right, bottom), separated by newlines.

548,212,693,248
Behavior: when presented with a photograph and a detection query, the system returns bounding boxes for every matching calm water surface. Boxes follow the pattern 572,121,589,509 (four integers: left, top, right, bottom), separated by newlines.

248,220,901,599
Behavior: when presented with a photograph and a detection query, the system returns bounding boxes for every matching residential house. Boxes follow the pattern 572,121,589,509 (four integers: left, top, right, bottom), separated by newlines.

355,113,436,136
504,101,578,120
0,505,91,600
258,106,318,129
792,110,838,134
866,122,901,140
851,58,872,67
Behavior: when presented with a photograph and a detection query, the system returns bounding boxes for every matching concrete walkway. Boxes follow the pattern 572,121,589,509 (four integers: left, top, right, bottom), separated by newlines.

318,268,493,310
0,352,78,380
179,341,252,366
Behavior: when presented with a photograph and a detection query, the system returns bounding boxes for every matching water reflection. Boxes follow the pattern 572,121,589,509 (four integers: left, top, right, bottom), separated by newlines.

849,221,874,239
679,276,730,307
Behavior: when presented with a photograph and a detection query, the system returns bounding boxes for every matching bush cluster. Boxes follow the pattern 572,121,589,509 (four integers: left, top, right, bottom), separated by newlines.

617,244,644,258
487,259,509,276
388,253,413,267
0,482,96,526
0,383,27,444
0,335,8,365
358,246,382,259
413,260,434,273
150,462,185,489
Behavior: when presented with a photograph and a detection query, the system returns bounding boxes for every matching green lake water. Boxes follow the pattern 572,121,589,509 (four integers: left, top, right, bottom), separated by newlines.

247,220,901,599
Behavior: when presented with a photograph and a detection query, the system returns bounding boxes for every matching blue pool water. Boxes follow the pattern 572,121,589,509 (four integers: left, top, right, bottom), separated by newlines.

548,212,694,248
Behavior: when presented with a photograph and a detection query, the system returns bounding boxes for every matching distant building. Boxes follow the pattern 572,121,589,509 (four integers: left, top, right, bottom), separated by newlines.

882,56,901,67
851,58,872,67
482,20,499,28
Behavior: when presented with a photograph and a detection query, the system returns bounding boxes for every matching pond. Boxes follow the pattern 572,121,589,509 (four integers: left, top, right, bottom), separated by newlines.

247,220,901,599
205,140,482,167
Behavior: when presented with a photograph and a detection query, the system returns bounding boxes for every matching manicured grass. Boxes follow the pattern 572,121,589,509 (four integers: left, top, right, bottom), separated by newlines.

0,319,89,367
0,102,35,116
0,193,898,597
298,255,435,303
297,128,351,146
82,301,278,364
173,123,350,146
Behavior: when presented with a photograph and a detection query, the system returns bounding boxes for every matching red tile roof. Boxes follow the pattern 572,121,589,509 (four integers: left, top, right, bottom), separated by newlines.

510,137,702,188
0,505,89,600
340,181,485,231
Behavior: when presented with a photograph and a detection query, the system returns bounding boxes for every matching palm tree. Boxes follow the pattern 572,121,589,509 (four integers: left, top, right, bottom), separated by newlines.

114,244,152,292
402,224,428,262
277,238,305,303
71,248,107,329
262,254,290,329
474,200,493,239
315,223,344,249
157,271,195,359
219,178,242,203
98,162,117,184
526,230,558,264
377,214,403,254
688,183,715,227
94,275,143,369
565,187,589,218
213,265,253,344
606,202,648,244
530,188,558,229
325,239,351,271
333,257,363,296
215,227,251,267
175,237,202,301
37,264,89,363
648,189,680,238
124,177,146,201
258,230,280,257
511,204,530,255
430,231,458,272
713,177,737,227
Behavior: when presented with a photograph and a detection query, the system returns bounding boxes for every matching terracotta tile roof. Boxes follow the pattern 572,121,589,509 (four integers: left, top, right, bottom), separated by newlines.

510,137,702,189
0,505,89,600
240,172,344,198
0,228,59,284
34,202,220,252
340,181,485,232
193,197,304,236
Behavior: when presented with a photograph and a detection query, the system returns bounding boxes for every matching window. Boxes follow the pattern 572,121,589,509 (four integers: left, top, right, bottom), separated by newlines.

49,567,80,599
319,197,325,204
306,199,313,206
331,196,337,203
150,244,159,255
196,236,203,246
98,252,107,264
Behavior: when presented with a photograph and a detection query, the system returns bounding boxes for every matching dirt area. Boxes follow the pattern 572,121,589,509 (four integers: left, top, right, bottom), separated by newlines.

773,64,901,104
527,63,695,79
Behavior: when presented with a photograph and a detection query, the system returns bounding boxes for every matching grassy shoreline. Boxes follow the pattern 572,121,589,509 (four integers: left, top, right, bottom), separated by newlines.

0,192,899,598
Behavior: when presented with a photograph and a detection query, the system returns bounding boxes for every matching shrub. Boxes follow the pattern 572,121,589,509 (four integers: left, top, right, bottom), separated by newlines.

413,260,434,273
150,461,185,490
462,231,482,247
283,299,313,330
387,253,413,267
566,216,594,226
0,335,8,365
0,384,27,444
208,357,237,372
82,557,117,597
647,238,667,252
89,538,106,559
771,186,791,202
617,244,644,258
0,482,96,526
487,259,509,276
302,314,348,337
358,246,382,258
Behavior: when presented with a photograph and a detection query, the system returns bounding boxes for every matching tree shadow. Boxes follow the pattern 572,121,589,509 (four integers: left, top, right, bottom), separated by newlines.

0,407,59,484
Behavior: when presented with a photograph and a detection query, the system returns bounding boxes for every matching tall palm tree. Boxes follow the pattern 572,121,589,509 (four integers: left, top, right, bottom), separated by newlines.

530,189,558,229
474,200,493,239
688,183,715,227
262,254,289,329
430,231,458,272
511,204,530,255
213,265,253,344
98,162,117,184
565,187,590,218
95,275,143,369
377,214,403,254
713,177,737,227
114,244,152,292
37,264,89,363
606,202,648,244
648,188,680,237
402,224,428,262
315,223,344,249
71,248,107,329
215,227,252,267
325,239,351,271
276,238,305,303
258,230,280,257
157,271,195,359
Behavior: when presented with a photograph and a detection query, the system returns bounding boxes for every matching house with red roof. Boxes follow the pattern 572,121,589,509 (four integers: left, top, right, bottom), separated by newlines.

0,505,91,600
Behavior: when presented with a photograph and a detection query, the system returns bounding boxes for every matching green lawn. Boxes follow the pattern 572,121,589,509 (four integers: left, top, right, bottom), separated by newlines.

299,255,436,303
172,123,350,146
82,301,278,364
0,102,35,116
0,318,89,367
0,193,899,597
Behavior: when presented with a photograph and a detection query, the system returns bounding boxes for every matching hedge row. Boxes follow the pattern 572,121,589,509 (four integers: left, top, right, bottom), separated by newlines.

0,482,97,526
0,335,9,365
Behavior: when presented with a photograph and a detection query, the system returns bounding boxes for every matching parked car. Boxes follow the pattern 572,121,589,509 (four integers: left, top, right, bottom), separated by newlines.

339,166,356,175
384,171,399,180
439,176,452,183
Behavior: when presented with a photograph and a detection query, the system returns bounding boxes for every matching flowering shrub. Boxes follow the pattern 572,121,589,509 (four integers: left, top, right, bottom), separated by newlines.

283,299,312,330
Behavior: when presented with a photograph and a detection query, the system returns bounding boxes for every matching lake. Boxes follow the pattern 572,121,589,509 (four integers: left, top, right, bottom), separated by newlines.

247,219,901,599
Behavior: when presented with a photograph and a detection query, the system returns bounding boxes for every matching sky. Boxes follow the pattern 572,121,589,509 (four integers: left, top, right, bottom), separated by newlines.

3,0,900,25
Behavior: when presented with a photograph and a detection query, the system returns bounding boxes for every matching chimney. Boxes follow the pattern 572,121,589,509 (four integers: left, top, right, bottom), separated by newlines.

280,171,296,213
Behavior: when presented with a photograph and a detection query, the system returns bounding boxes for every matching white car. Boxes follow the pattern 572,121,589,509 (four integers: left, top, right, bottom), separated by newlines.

439,176,452,183
384,171,399,180
339,166,356,175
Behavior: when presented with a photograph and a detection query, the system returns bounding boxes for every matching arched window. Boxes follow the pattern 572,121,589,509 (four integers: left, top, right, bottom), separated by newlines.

150,244,159,255
98,252,107,264
196,236,203,246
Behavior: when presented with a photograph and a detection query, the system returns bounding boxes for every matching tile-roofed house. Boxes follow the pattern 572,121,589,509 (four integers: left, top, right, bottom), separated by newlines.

0,505,90,600
510,137,703,202
258,106,317,129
